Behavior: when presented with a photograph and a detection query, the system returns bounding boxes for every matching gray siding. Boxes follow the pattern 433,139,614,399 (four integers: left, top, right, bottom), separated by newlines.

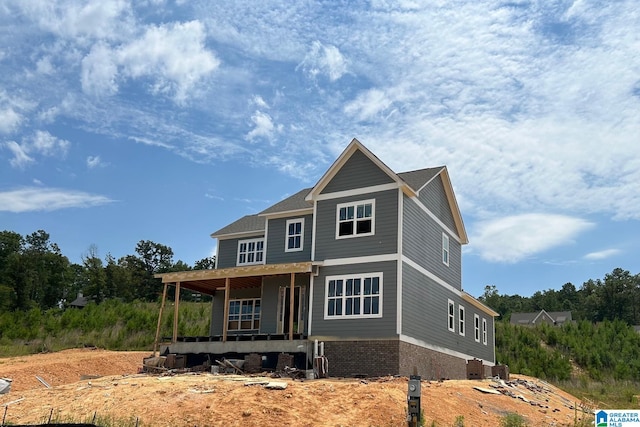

261,275,310,334
314,190,398,261
217,234,264,268
311,261,397,338
321,149,394,194
403,195,461,289
265,214,313,264
401,263,494,362
418,175,457,233
210,287,262,336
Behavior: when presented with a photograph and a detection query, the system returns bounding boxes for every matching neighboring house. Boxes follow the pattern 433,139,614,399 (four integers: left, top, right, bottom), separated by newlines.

68,292,89,309
155,138,498,379
510,310,572,326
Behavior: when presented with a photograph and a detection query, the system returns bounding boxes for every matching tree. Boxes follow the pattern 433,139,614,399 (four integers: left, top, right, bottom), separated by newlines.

81,245,107,303
194,256,216,270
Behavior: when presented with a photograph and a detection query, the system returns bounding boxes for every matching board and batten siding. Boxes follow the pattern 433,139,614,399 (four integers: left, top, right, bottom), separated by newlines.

265,214,313,264
402,195,461,289
321,149,395,194
418,175,457,233
314,189,398,261
401,263,494,362
311,261,397,338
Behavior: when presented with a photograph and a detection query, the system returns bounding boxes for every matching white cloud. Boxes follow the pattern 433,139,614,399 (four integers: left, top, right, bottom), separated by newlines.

584,249,622,261
86,155,104,168
470,214,594,263
0,107,22,134
116,20,220,102
246,110,282,142
0,187,113,212
81,43,119,96
298,41,348,81
31,130,70,157
344,89,393,121
3,141,34,168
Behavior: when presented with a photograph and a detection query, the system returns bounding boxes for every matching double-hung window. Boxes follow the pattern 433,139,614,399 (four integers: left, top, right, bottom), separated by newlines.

336,199,375,238
442,233,450,266
447,299,455,332
237,238,264,266
482,318,488,345
228,299,261,331
458,305,465,336
474,314,480,342
285,218,304,252
325,273,382,319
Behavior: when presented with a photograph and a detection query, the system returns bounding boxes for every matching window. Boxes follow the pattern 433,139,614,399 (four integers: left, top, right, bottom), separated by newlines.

325,273,382,319
458,305,465,336
447,299,455,332
482,318,488,345
228,299,261,331
336,199,375,238
474,314,480,342
285,218,304,252
237,238,264,266
442,233,450,266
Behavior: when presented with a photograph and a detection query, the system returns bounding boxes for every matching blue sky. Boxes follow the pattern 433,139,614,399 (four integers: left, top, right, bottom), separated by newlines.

1,1,638,298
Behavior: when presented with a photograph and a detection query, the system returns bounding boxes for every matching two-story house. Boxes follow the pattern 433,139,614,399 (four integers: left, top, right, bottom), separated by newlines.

155,138,497,379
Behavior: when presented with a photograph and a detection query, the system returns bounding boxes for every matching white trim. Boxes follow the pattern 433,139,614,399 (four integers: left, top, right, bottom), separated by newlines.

263,221,269,262
308,274,314,335
335,199,375,239
458,305,465,336
407,196,462,244
442,232,450,266
322,253,399,266
402,255,460,296
396,188,403,335
284,218,304,252
400,334,495,367
311,201,318,261
236,237,265,266
474,313,480,343
259,208,313,219
447,299,455,332
314,182,399,201
227,298,261,331
214,231,265,240
482,318,488,346
324,272,383,319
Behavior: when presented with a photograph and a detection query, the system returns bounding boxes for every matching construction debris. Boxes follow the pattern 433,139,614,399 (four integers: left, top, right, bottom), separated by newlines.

35,376,51,388
0,378,11,395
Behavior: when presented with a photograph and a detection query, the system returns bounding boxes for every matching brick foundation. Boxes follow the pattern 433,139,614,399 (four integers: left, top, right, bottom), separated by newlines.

398,341,467,380
321,339,472,379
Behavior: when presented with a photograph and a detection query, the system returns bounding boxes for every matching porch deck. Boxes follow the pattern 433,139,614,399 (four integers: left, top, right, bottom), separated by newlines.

160,333,311,356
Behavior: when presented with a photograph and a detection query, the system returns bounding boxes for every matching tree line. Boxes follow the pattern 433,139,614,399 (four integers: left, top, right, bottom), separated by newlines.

479,267,640,325
0,229,215,312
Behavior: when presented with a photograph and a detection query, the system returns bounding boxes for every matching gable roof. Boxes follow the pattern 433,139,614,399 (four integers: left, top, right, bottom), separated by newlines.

211,214,265,239
259,187,313,217
510,310,573,325
397,167,443,191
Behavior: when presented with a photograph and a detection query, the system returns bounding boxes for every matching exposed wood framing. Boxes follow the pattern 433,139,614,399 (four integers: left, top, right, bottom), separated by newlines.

289,273,295,340
152,282,168,356
172,282,181,343
155,262,314,283
222,277,230,343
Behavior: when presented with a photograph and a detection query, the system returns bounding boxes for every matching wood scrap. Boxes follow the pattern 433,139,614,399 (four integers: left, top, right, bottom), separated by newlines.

35,376,51,388
473,386,501,395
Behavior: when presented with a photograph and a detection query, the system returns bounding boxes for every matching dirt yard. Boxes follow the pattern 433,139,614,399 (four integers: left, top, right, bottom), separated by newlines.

0,349,592,426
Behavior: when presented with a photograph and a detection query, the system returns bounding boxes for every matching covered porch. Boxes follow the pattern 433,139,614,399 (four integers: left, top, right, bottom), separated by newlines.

153,262,316,368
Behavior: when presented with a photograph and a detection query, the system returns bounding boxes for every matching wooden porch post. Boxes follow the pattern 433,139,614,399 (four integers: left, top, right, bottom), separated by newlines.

152,282,168,356
172,281,181,343
222,277,230,343
289,273,295,340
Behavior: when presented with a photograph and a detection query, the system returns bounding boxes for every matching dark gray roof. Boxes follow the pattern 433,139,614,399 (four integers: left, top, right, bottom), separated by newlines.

510,310,572,325
211,214,265,237
259,187,312,215
398,167,443,192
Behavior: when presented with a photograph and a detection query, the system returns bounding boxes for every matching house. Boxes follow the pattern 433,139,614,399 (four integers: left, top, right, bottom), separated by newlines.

154,138,498,379
68,292,89,308
510,310,572,326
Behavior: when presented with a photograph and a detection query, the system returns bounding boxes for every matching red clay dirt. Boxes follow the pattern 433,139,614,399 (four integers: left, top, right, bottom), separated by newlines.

0,349,592,426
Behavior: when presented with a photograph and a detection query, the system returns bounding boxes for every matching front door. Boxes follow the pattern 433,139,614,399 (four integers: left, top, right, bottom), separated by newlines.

277,286,305,334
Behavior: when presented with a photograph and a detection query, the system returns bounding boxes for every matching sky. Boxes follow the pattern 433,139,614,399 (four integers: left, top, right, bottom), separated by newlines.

1,0,639,298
